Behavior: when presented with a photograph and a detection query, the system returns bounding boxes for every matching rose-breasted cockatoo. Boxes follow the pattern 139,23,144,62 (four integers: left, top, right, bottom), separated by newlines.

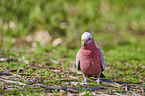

76,32,105,84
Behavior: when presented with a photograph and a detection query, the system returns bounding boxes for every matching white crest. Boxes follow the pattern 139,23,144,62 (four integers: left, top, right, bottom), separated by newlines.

81,32,92,41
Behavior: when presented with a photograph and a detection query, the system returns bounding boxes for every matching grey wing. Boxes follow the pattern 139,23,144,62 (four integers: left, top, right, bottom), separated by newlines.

76,51,80,70
98,48,105,70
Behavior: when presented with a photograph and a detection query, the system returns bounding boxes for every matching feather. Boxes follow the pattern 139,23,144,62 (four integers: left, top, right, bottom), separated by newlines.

76,51,80,70
97,48,105,70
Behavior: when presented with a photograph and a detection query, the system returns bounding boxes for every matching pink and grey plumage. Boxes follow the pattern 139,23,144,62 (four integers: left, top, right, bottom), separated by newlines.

76,32,105,84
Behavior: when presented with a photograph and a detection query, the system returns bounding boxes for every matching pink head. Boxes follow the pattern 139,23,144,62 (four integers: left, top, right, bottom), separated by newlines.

81,32,96,49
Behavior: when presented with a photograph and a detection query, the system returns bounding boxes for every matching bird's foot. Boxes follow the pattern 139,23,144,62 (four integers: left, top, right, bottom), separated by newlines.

82,80,88,83
96,79,102,85
80,80,89,85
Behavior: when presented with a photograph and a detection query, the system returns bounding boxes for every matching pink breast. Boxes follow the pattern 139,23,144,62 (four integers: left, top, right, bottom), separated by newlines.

79,48,101,75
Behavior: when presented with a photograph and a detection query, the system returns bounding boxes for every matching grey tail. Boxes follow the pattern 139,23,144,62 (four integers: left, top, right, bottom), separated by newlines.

100,72,105,78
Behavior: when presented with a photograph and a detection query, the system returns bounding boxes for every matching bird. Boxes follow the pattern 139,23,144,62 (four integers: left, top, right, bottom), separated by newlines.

76,32,105,84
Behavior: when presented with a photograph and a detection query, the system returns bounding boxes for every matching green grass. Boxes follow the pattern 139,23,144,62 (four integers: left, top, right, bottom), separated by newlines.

0,86,44,96
0,0,145,95
0,0,100,40
0,38,144,95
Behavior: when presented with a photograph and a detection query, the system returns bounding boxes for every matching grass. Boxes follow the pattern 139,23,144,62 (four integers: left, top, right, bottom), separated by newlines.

0,0,145,95
0,38,144,95
0,86,44,96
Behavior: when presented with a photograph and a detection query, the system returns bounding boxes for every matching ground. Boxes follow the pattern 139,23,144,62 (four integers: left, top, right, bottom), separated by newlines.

0,43,144,95
0,0,145,95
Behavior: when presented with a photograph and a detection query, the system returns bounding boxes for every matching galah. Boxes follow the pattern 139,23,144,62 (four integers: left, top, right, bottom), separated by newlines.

76,32,105,84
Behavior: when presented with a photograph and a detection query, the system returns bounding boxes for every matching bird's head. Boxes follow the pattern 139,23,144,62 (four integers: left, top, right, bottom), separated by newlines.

81,32,94,48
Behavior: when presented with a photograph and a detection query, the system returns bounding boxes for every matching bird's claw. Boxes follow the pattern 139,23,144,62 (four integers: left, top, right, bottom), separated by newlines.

96,79,102,85
80,80,89,85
